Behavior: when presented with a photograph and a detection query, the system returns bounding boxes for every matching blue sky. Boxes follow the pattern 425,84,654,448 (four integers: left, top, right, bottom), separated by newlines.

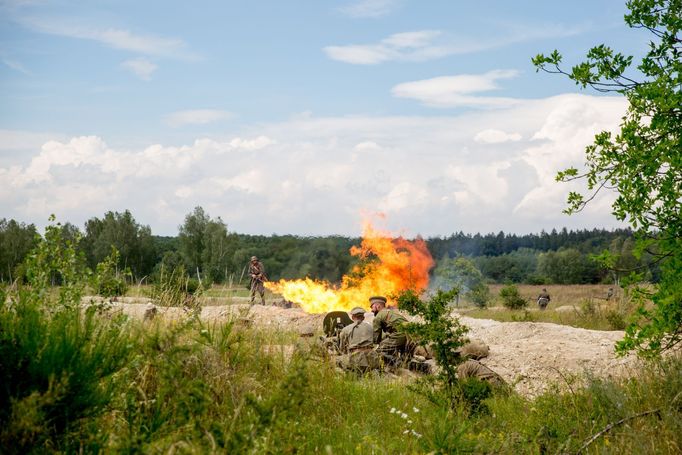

0,1,646,236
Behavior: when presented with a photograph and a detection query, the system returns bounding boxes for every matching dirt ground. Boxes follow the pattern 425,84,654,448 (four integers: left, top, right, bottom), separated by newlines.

93,297,638,397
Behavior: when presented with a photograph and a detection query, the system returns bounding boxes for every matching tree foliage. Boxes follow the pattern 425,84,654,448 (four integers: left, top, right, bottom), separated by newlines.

398,289,469,406
82,211,156,281
0,219,38,282
533,0,681,356
178,206,234,284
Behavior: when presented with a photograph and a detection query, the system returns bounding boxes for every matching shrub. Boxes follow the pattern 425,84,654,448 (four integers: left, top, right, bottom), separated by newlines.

398,289,469,408
92,247,129,297
469,283,491,308
0,219,133,452
605,310,627,330
499,284,527,310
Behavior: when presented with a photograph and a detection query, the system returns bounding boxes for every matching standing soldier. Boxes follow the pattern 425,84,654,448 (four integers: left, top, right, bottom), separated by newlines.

370,296,408,361
248,256,267,305
537,288,551,310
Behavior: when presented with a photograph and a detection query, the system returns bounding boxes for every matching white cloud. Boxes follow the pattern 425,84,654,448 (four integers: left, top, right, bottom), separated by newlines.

324,26,583,65
1,57,31,75
354,141,382,151
339,0,401,18
19,16,195,59
0,94,628,236
165,109,234,127
379,182,429,212
324,30,445,64
514,95,627,219
392,69,520,108
121,58,157,80
474,129,522,144
228,136,275,150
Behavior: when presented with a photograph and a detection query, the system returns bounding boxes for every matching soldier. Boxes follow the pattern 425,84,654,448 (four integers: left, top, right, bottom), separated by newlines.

370,295,408,360
248,256,267,305
339,307,374,353
336,306,380,373
537,288,551,310
456,360,506,386
606,287,614,301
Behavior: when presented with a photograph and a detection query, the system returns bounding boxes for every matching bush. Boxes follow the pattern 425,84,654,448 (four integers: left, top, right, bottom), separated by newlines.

186,277,201,295
0,219,133,452
398,289,470,408
92,247,129,297
605,310,627,330
499,284,527,310
469,283,491,308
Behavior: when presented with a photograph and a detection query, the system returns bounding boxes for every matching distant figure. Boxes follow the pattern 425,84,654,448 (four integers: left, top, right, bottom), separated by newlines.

248,256,267,305
606,287,614,301
537,288,551,310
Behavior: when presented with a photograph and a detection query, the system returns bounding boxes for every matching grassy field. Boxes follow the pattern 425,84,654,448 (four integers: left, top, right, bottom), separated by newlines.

2,298,680,453
452,284,644,331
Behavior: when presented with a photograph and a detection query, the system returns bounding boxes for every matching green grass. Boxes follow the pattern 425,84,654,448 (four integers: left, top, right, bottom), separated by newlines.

2,294,680,453
461,306,621,331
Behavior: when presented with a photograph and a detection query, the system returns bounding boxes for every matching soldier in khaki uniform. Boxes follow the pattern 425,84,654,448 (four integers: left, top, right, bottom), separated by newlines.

370,296,408,359
248,256,267,305
336,307,380,373
457,360,506,386
339,307,374,353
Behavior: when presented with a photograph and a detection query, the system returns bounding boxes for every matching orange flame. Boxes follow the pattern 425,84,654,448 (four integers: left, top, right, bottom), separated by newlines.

265,219,434,313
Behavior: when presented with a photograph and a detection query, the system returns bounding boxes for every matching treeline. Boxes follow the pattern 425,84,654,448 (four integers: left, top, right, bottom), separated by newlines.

0,207,654,286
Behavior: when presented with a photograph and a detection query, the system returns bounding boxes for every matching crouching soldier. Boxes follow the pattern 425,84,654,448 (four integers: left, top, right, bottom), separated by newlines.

336,307,380,373
370,296,408,364
457,360,506,386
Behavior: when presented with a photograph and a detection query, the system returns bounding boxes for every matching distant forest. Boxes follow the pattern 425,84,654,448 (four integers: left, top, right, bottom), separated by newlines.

0,207,656,287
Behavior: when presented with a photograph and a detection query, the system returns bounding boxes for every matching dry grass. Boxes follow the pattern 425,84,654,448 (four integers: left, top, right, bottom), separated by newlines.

486,284,617,308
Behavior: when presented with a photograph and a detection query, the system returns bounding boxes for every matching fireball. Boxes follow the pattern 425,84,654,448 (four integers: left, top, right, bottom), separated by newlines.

265,219,433,313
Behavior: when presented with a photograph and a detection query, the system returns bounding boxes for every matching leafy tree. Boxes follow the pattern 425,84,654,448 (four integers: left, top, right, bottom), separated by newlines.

432,256,486,305
533,0,681,356
537,248,603,284
82,211,156,281
0,219,39,282
178,206,234,283
92,247,130,298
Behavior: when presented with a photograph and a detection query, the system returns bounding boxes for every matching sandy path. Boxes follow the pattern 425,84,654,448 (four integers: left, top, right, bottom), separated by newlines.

96,299,637,397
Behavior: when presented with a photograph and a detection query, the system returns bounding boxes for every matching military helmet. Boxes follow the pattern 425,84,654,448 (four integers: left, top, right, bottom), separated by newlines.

251,256,258,261
369,296,387,304
350,307,366,316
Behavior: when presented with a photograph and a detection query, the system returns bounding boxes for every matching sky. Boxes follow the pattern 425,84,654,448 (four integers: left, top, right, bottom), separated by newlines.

0,0,648,237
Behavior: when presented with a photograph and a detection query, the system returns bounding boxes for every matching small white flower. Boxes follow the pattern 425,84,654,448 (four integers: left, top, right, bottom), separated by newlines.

400,412,408,419
403,430,409,434
413,407,420,413
411,430,422,438
408,420,413,424
389,407,396,414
